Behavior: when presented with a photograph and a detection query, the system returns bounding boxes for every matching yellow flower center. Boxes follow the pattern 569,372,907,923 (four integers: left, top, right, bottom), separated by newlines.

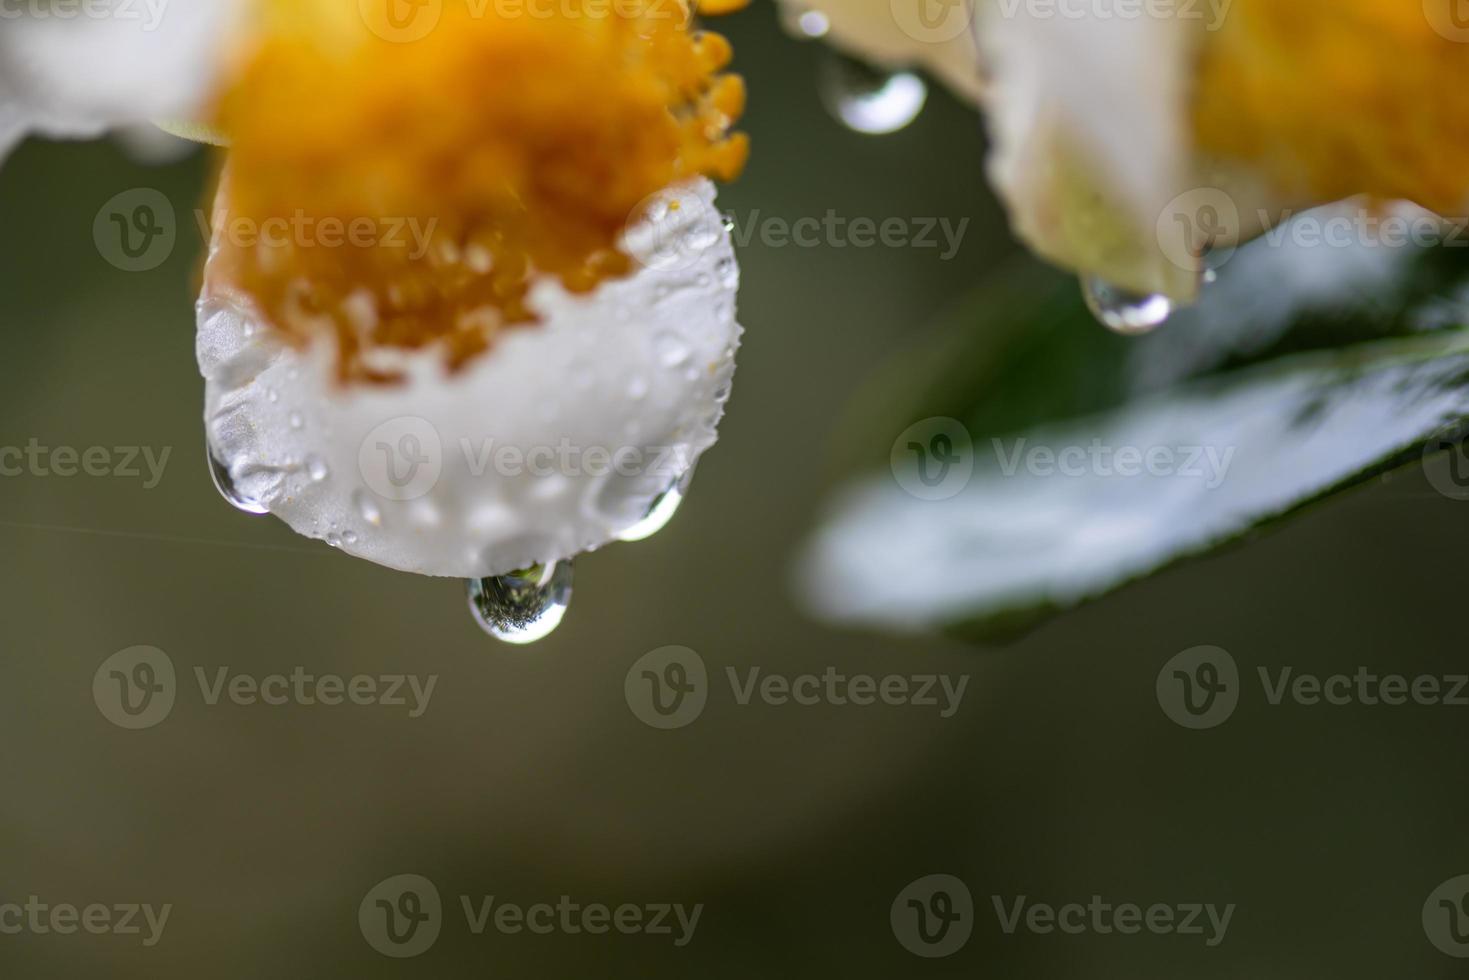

1192,0,1469,214
209,0,747,383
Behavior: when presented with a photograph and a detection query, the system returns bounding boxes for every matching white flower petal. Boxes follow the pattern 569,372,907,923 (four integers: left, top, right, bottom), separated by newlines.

977,7,1199,296
198,179,742,578
0,0,236,154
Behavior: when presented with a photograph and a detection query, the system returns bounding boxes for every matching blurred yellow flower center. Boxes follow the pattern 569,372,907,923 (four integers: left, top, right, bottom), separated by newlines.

211,0,747,383
1192,1,1469,214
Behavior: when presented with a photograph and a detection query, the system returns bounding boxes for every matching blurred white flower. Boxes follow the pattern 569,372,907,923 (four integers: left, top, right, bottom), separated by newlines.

0,0,236,160
786,0,1469,304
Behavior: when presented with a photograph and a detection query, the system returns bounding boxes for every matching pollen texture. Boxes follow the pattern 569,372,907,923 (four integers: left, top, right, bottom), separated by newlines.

1191,1,1469,215
211,0,747,383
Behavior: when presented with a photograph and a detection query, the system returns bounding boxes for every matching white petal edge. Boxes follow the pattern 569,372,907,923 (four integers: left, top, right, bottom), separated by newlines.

977,6,1198,297
198,178,742,578
0,0,237,158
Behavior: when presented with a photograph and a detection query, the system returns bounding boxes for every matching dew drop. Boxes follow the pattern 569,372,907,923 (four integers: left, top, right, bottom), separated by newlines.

778,1,830,38
797,9,831,36
819,54,927,135
305,455,329,482
289,411,305,430
353,489,384,527
654,331,691,367
1081,275,1174,336
206,440,269,515
618,469,694,543
408,499,442,530
627,376,650,400
467,560,574,645
716,255,737,288
681,224,720,254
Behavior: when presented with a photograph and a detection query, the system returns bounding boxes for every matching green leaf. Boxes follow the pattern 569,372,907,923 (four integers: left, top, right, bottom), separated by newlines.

798,223,1469,642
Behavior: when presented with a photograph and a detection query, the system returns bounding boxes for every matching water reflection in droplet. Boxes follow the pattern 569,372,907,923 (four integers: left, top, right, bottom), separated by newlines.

467,560,574,645
819,54,927,135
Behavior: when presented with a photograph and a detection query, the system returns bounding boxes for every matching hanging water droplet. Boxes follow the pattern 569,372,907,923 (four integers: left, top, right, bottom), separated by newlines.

206,441,269,515
1081,275,1174,336
778,1,830,38
819,54,927,135
467,560,574,645
618,469,694,543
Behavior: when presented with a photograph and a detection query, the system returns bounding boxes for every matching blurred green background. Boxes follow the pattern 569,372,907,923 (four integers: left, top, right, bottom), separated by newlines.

2,4,1467,977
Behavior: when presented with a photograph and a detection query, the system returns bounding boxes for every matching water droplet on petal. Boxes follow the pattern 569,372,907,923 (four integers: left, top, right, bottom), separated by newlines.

654,331,691,367
467,560,574,645
716,255,737,288
1081,275,1174,336
353,489,384,527
819,54,927,135
627,376,650,400
305,455,329,482
207,441,269,515
618,469,694,543
408,499,442,529
289,411,305,430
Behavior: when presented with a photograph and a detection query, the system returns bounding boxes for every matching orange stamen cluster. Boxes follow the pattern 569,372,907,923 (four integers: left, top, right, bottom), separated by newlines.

211,0,747,383
1192,1,1469,214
